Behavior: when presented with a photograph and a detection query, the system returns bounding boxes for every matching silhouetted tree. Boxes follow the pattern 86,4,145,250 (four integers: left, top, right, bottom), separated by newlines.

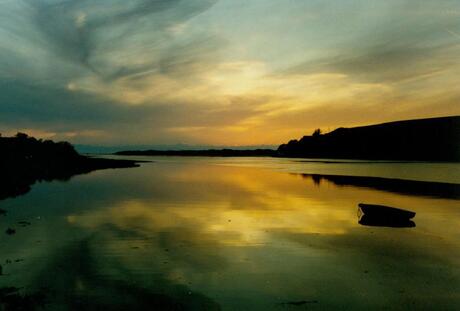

15,132,29,139
312,128,321,137
0,133,138,201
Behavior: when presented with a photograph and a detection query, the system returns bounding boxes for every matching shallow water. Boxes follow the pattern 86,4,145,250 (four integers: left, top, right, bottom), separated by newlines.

1,157,459,310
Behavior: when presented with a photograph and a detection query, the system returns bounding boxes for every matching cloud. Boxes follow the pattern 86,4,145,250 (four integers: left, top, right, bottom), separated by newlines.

284,44,454,83
0,80,266,144
278,0,460,87
0,0,220,86
0,0,232,143
23,0,217,76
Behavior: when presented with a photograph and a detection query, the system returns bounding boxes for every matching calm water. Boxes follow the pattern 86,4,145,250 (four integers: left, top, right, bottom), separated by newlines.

1,157,459,310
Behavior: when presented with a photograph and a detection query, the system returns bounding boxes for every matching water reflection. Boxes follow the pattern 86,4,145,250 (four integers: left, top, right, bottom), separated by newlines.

302,173,460,199
1,159,460,310
358,214,416,228
32,238,221,310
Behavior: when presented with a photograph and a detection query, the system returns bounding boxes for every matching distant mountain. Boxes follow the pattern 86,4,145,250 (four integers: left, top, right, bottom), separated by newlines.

115,149,276,157
278,116,460,161
76,144,277,154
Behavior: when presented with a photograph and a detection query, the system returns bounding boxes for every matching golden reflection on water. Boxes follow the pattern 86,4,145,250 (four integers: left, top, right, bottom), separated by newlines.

67,163,460,247
67,166,359,246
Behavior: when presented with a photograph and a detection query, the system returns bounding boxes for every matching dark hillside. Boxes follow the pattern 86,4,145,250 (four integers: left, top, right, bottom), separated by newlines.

277,116,460,161
0,133,139,200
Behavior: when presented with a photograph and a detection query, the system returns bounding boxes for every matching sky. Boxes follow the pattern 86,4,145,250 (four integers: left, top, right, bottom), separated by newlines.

1,0,459,146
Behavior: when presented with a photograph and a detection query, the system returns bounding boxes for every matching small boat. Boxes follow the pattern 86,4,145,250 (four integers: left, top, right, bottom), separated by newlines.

357,203,416,228
358,203,415,219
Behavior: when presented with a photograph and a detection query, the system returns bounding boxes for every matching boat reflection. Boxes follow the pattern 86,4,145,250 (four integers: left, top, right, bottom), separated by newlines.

358,213,416,228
